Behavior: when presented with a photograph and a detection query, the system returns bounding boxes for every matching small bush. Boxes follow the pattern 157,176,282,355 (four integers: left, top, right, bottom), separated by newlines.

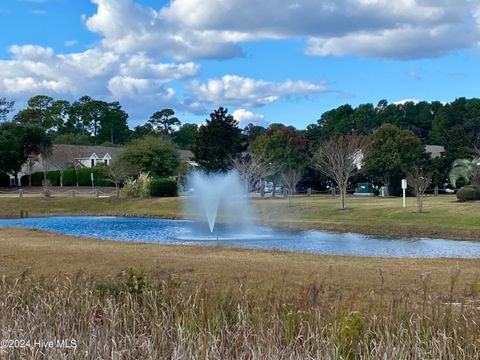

456,185,480,202
62,168,77,186
120,172,151,198
123,268,150,296
150,178,178,197
76,167,112,187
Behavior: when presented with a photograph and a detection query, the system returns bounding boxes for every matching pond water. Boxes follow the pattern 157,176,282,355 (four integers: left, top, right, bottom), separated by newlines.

0,216,479,258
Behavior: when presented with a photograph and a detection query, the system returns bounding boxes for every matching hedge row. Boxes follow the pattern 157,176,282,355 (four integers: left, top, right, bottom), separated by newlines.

150,178,178,197
21,167,113,187
456,185,480,202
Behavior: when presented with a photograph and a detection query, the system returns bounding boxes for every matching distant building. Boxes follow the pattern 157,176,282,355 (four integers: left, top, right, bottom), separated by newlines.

12,144,196,186
12,144,124,186
425,145,445,159
178,149,197,167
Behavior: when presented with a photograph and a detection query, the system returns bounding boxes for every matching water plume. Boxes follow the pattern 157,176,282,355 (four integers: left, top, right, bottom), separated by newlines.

184,170,253,233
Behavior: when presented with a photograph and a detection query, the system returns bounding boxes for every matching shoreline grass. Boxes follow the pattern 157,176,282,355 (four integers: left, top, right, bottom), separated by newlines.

0,194,479,240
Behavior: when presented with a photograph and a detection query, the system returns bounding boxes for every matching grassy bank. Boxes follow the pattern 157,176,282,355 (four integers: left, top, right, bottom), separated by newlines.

0,194,479,240
0,229,479,359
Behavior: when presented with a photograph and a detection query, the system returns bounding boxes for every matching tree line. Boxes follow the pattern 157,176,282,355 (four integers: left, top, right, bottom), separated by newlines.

1,95,480,206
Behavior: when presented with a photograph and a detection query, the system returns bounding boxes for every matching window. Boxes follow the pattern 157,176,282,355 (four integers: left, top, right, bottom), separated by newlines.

104,159,108,165
91,158,95,167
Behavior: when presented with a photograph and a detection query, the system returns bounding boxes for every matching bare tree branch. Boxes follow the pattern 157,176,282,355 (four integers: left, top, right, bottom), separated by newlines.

232,152,276,197
314,135,365,210
281,168,302,207
406,167,433,214
107,159,139,197
47,144,75,187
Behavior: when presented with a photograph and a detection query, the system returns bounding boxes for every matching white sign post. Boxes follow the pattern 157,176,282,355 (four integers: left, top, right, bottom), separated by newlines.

90,172,95,195
401,179,407,208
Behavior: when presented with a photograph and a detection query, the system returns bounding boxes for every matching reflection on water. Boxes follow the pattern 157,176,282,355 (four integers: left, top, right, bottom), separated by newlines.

0,216,479,258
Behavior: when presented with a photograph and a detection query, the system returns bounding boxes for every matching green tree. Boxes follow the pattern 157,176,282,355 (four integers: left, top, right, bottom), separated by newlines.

363,123,423,195
0,97,14,120
96,102,130,144
251,124,308,197
13,95,66,132
131,123,156,140
67,96,94,135
243,123,266,144
120,136,180,177
172,123,198,150
192,107,243,172
0,123,50,184
251,124,308,173
149,109,181,137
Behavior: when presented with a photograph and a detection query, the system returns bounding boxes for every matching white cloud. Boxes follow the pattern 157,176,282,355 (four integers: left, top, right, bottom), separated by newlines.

393,99,421,105
305,23,478,59
118,53,200,81
64,40,78,47
9,44,54,60
232,109,266,127
82,0,480,60
0,45,201,108
186,75,327,108
85,0,242,60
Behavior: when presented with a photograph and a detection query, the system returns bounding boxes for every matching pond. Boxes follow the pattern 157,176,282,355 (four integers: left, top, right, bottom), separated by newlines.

0,216,479,258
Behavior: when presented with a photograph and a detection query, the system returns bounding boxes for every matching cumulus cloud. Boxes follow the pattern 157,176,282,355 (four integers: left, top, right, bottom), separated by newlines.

232,109,266,127
83,0,480,60
186,75,327,108
305,23,478,59
85,0,243,60
0,45,200,109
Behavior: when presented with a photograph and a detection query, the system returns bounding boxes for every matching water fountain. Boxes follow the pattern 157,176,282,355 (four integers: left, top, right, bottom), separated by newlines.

184,170,254,234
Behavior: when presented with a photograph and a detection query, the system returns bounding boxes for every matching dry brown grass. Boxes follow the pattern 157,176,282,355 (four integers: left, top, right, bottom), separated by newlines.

1,229,480,359
1,228,479,300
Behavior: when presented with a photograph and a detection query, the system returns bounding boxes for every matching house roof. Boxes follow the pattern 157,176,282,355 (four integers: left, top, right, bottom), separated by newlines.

425,145,445,159
52,144,194,165
178,149,193,161
47,144,124,167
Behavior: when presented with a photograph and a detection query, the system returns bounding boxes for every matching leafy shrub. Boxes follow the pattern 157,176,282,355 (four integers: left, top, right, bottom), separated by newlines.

62,168,77,186
76,167,112,187
456,185,480,202
21,171,60,186
123,268,150,296
150,178,178,197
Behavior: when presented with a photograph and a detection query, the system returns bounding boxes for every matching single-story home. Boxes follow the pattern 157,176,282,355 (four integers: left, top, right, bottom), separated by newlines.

12,145,196,186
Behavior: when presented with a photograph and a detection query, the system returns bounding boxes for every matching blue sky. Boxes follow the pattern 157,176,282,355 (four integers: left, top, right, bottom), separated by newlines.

1,0,480,129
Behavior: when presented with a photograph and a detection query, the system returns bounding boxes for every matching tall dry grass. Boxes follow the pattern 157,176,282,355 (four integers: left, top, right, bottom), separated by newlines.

0,269,479,359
